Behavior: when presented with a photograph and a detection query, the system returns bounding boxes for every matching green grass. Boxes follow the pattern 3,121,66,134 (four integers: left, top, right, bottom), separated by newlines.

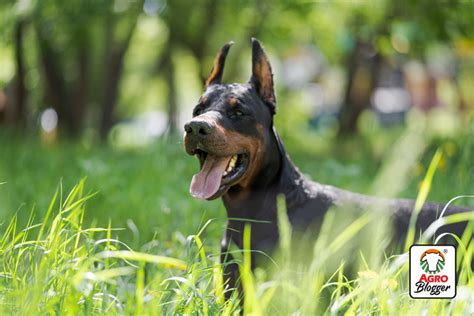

0,119,473,314
0,178,472,314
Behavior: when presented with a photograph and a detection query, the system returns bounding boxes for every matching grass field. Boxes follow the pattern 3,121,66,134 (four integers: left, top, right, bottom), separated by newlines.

0,117,473,314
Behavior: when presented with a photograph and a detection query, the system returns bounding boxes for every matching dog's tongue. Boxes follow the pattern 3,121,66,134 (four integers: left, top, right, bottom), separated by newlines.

190,155,231,199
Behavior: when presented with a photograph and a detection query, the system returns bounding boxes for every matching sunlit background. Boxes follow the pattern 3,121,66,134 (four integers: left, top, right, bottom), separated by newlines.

0,2,474,313
0,0,473,240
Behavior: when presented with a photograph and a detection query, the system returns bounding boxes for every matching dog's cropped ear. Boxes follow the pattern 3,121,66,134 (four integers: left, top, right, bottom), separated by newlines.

204,41,234,89
250,38,276,114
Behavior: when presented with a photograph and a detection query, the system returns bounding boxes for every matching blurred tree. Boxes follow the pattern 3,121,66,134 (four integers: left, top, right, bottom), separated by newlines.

99,2,143,140
337,9,385,137
32,0,144,139
12,19,27,126
0,2,28,127
35,0,91,137
0,0,473,141
336,0,474,136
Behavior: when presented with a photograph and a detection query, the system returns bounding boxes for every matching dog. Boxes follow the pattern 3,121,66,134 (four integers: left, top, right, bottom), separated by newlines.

183,38,473,299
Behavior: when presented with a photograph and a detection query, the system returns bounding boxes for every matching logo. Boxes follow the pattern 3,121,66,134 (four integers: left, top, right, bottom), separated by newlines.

420,249,445,274
409,244,456,299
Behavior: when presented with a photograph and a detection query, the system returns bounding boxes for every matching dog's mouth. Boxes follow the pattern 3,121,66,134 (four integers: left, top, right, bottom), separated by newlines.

190,149,249,200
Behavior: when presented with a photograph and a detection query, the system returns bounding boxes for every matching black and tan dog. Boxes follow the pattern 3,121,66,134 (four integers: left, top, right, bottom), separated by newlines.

184,38,473,297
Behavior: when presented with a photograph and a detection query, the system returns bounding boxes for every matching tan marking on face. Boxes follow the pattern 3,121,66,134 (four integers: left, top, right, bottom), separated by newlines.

240,123,266,187
228,96,238,107
217,123,266,189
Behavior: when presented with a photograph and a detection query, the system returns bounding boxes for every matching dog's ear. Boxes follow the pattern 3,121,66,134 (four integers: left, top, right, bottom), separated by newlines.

250,38,276,114
204,41,234,89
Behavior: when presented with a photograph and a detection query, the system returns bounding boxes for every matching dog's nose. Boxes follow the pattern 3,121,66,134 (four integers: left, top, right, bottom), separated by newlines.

184,120,213,137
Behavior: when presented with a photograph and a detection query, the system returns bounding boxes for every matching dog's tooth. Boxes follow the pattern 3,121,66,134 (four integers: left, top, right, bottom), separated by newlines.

229,155,237,168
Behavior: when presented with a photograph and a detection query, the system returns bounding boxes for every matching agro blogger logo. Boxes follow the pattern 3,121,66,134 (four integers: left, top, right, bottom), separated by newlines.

409,245,456,299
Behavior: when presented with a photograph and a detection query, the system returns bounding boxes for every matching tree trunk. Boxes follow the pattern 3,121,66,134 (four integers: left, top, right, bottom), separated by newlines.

163,41,178,135
12,20,27,127
69,40,89,137
36,24,68,133
99,20,137,141
338,41,381,137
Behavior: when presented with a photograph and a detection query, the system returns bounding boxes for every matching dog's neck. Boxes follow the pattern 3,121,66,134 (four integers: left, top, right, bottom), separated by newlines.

222,126,309,221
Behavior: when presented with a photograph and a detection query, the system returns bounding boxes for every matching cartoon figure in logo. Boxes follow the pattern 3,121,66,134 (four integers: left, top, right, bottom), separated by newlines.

420,249,445,274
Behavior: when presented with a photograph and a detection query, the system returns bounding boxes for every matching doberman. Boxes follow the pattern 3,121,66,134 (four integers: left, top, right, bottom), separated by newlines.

183,38,473,298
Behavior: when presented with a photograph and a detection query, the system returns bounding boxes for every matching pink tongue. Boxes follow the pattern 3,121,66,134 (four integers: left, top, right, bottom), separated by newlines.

190,155,232,199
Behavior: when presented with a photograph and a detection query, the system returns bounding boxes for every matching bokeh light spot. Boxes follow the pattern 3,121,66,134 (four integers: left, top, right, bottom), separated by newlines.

40,108,58,133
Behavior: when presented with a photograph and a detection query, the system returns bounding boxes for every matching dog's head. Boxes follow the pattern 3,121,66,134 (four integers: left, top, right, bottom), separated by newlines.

184,38,277,200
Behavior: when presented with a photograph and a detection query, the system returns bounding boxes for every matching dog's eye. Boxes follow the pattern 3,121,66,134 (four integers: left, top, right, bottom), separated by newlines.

229,110,245,119
228,108,246,119
193,107,203,116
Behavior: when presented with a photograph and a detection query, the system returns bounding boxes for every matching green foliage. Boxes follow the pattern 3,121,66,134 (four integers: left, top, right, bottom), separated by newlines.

1,122,474,314
0,163,472,314
0,180,232,314
1,0,474,313
0,132,224,246
2,0,474,138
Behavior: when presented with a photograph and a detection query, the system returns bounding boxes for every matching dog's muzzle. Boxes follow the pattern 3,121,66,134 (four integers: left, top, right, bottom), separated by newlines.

183,112,249,200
